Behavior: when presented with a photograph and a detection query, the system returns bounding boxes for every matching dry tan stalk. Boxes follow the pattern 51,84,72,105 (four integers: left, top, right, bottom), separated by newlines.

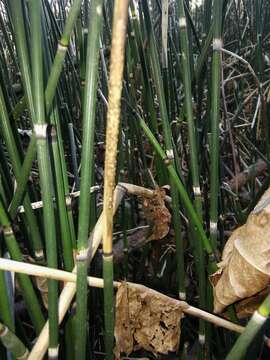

16,185,100,213
102,5,129,353
119,182,171,203
221,48,262,93
119,182,158,198
0,258,104,288
103,0,129,255
226,159,267,191
0,259,245,336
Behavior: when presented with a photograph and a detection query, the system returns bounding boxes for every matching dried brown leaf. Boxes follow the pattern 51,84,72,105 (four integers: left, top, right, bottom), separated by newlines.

114,283,183,359
211,187,270,313
141,187,171,241
222,287,270,319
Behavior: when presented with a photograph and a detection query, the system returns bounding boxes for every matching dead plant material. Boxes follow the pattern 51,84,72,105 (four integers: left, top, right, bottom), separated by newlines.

211,187,270,313
226,159,267,191
114,282,183,358
223,287,270,319
141,187,171,241
24,255,49,309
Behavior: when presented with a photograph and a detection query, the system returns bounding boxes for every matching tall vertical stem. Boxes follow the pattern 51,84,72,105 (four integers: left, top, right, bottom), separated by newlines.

178,0,206,345
226,294,270,360
103,1,129,358
75,1,103,358
0,199,44,333
29,0,58,357
141,0,186,299
209,0,223,251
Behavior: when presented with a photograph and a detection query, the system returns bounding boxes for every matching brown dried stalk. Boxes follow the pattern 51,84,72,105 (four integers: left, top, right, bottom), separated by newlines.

103,0,129,255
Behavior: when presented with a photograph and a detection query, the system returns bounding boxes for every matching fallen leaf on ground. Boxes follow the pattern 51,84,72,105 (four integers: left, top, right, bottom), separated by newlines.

114,282,183,359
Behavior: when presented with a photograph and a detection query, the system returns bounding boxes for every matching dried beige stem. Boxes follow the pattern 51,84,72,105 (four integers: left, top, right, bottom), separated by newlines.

226,159,267,192
0,259,245,336
119,182,158,199
103,0,129,255
119,182,172,203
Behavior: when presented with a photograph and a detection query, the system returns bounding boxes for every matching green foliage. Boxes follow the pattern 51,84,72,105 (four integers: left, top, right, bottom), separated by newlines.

0,0,269,358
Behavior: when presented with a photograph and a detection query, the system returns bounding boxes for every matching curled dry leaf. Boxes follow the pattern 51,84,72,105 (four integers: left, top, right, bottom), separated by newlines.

114,282,183,359
141,187,171,241
211,187,270,313
223,287,270,320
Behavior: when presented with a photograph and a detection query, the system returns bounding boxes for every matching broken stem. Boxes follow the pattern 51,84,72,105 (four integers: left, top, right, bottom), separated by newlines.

0,258,245,336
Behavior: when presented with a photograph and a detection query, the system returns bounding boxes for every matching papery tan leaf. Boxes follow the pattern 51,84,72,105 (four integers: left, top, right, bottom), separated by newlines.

211,187,270,313
141,187,171,241
114,283,183,359
222,288,270,319
114,283,133,357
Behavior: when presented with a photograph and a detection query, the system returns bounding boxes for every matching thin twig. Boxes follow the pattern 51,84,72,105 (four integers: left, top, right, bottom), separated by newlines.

0,257,245,336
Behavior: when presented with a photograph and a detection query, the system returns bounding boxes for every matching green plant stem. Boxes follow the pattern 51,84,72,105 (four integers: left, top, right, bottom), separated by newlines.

139,116,216,264
141,0,186,298
129,1,165,185
103,256,114,360
8,136,36,218
226,295,270,360
45,0,82,112
49,113,74,272
0,258,13,334
7,0,83,218
0,322,29,359
195,23,213,81
75,1,103,358
0,85,44,259
178,0,206,342
29,0,59,356
0,199,44,333
209,0,223,251
10,0,35,118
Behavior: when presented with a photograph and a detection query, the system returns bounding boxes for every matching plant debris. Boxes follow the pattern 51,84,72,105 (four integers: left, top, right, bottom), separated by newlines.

114,282,183,358
223,288,270,319
141,187,171,241
211,187,270,313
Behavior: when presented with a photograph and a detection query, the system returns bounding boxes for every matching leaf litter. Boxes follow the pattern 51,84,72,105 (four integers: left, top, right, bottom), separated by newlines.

114,282,183,358
211,186,270,313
